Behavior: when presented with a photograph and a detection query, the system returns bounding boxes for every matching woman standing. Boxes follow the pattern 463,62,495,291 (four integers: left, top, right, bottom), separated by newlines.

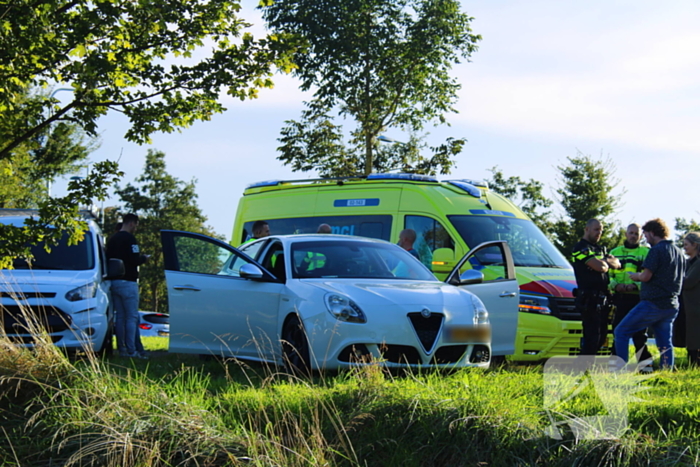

682,232,700,366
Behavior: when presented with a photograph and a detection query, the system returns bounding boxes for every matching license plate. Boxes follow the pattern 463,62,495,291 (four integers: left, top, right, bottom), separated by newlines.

444,325,490,343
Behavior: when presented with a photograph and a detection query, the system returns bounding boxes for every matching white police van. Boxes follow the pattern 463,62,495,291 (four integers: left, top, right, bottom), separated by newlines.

0,209,123,354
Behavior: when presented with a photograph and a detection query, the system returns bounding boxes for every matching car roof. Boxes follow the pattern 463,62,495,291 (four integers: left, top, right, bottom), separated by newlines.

263,234,392,246
0,215,101,231
0,216,35,227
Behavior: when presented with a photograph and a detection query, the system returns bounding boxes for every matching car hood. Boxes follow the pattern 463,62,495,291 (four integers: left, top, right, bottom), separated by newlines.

517,267,577,298
303,279,471,308
0,269,98,290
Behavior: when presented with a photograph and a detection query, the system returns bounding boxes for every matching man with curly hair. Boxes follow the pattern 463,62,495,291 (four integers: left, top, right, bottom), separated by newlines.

614,218,686,370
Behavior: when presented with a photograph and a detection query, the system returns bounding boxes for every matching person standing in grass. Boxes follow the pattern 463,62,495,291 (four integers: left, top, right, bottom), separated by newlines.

107,213,150,359
682,232,700,366
571,219,621,355
614,218,686,370
609,223,653,371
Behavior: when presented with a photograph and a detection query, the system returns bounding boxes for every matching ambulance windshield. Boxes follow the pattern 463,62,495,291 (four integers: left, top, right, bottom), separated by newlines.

448,215,570,268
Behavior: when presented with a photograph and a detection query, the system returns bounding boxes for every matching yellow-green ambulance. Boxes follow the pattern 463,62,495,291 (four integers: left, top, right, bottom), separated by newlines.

232,173,583,362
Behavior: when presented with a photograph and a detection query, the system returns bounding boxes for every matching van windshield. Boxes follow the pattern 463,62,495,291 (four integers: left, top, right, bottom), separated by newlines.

448,215,570,268
11,232,95,271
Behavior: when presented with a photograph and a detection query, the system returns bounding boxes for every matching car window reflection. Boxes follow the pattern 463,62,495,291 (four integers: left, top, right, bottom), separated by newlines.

291,240,436,281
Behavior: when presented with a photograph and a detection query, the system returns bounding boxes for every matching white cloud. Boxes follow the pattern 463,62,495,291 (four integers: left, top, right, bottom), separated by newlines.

452,7,700,154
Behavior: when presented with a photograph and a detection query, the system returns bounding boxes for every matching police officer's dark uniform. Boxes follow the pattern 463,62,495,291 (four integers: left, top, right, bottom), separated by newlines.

572,238,615,355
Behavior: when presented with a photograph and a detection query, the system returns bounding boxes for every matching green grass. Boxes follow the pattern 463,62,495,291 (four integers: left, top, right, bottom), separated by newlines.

2,338,700,466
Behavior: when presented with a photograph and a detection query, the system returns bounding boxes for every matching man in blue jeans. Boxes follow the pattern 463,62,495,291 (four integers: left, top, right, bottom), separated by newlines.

107,213,150,358
614,218,686,370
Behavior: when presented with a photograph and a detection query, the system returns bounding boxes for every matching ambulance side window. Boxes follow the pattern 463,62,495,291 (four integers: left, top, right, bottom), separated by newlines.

404,216,455,267
241,216,392,244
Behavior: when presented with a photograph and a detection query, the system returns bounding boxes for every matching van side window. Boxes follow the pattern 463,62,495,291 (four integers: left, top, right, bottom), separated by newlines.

240,215,392,245
405,216,455,266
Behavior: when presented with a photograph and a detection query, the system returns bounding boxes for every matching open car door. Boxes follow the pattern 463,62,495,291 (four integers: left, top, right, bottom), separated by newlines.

160,230,285,361
445,240,519,357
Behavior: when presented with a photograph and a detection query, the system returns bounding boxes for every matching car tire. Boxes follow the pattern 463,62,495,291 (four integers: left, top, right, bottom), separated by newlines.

282,315,311,375
489,355,506,368
97,324,114,357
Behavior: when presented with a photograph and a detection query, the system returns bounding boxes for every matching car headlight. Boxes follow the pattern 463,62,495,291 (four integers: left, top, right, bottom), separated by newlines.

66,282,98,302
324,293,367,323
519,293,551,315
471,294,489,325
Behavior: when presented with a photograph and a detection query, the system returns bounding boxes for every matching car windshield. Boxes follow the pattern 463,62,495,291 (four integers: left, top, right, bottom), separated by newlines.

448,215,570,268
291,240,437,281
10,231,95,271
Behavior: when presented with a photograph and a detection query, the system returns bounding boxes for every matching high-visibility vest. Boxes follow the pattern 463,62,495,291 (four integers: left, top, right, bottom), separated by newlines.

608,244,649,293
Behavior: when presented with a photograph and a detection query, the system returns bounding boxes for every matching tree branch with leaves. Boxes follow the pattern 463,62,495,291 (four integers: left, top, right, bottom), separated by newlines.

0,161,122,269
0,0,300,159
0,1,299,263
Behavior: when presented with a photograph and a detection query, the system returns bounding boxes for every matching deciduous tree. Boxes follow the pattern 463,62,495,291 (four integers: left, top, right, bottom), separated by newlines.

263,0,480,176
551,152,624,256
0,0,296,264
0,0,298,159
675,218,700,247
0,90,96,208
0,88,115,268
487,166,554,236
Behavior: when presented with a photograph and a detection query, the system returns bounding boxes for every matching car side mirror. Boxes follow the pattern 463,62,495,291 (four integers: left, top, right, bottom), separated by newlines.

240,263,264,280
459,269,484,285
106,258,125,279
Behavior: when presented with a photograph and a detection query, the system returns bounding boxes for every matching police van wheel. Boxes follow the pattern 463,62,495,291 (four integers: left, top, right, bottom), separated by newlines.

282,315,311,375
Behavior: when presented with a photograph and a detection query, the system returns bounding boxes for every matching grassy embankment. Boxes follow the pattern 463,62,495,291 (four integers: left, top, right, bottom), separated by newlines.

1,336,699,466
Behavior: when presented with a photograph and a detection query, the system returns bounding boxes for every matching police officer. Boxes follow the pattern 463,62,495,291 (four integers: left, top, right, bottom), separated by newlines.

609,223,653,368
572,219,621,355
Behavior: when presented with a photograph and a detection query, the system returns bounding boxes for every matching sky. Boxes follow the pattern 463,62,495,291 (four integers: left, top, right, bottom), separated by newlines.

53,1,700,241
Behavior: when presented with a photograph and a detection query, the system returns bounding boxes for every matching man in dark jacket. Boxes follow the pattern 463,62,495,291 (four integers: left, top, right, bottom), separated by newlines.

107,213,150,358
